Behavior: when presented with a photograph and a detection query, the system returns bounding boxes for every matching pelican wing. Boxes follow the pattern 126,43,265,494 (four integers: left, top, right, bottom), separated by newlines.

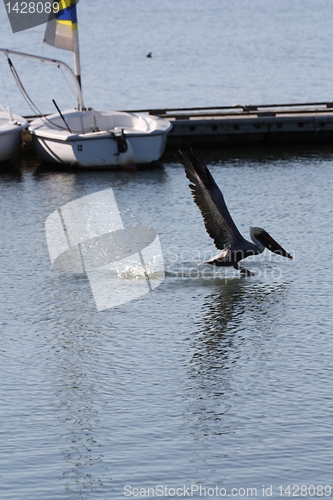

178,149,245,250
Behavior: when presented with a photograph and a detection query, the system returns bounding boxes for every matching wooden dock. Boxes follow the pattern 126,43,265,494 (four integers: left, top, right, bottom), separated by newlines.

140,101,333,149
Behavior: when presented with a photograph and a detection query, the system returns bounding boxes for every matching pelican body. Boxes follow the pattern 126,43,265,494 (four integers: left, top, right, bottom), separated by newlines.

177,149,292,275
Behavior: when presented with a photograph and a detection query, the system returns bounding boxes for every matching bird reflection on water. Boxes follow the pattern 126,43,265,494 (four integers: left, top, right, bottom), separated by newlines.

184,279,291,437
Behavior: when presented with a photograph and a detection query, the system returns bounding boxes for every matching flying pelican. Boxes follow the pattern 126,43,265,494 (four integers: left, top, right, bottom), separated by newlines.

177,149,293,275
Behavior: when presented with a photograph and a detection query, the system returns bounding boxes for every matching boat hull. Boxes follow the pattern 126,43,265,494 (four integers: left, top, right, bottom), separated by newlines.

29,109,172,168
0,112,28,163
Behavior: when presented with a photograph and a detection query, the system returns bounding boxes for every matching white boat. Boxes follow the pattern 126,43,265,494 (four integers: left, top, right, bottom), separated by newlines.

1,1,171,168
28,108,171,168
0,106,28,163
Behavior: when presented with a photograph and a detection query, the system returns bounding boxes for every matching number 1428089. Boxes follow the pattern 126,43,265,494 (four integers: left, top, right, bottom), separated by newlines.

6,2,60,14
278,485,331,497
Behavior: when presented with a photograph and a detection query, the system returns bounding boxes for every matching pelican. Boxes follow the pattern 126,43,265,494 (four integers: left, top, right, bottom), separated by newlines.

177,149,293,275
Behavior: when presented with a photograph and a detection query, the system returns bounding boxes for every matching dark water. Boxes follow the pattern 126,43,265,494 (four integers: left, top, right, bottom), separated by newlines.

1,1,333,499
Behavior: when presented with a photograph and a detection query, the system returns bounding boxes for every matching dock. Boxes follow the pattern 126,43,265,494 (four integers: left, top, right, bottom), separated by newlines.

141,101,333,149
22,101,333,155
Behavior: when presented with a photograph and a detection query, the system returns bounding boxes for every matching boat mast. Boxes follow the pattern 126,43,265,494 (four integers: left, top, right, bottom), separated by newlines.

72,0,82,92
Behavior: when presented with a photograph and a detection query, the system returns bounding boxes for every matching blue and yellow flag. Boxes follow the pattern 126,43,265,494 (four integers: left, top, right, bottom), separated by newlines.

44,0,78,52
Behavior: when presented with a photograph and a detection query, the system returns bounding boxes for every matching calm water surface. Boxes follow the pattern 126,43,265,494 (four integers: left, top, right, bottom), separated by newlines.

1,147,332,499
1,0,333,113
1,1,333,499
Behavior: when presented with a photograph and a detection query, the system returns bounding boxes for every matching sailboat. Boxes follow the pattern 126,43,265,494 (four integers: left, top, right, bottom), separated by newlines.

9,1,172,168
0,105,28,163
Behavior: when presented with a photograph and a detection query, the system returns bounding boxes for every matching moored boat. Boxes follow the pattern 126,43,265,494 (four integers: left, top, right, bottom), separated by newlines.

0,107,28,163
1,0,171,169
29,108,171,168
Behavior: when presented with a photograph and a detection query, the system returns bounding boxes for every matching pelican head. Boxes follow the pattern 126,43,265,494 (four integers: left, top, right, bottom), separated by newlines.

250,226,293,259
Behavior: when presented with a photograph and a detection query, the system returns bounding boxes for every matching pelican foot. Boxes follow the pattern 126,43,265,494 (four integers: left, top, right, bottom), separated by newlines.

239,266,254,277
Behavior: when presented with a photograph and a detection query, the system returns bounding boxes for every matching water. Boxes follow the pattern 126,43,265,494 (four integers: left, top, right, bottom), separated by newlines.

1,0,332,114
1,1,333,499
1,147,332,499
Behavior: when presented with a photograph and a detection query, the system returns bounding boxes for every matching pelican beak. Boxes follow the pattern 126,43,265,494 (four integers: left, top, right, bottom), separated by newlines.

257,230,293,260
